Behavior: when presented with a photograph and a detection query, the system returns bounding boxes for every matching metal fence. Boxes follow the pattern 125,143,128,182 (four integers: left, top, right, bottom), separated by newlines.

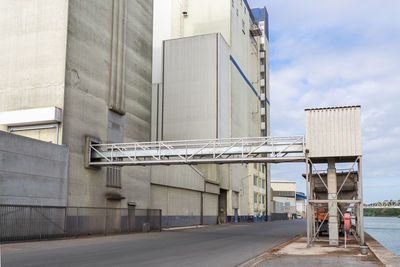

0,205,162,242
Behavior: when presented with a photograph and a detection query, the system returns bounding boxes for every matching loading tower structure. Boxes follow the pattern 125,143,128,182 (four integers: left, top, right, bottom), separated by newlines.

86,106,364,247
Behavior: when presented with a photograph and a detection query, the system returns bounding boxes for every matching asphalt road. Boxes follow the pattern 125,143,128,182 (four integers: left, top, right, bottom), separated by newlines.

1,220,305,267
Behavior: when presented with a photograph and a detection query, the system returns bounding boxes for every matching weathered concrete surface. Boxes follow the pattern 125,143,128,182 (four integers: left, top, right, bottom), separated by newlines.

245,236,382,267
0,131,69,206
0,0,68,142
63,0,153,208
365,232,400,267
1,220,305,267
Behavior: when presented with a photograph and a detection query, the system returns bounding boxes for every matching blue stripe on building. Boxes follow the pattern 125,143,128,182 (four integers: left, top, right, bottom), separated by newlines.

229,55,270,105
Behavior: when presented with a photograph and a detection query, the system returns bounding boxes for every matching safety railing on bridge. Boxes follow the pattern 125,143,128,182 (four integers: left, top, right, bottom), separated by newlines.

87,136,306,167
0,205,162,242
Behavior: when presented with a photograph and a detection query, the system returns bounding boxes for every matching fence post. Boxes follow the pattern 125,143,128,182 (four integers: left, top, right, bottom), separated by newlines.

40,206,43,240
105,208,108,236
64,207,68,237
159,210,162,232
76,207,79,238
127,208,130,233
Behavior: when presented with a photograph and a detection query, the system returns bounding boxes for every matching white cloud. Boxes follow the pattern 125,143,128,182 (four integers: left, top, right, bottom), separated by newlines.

249,0,400,202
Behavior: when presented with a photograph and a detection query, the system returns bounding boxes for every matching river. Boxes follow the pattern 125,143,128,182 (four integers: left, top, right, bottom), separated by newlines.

364,216,400,256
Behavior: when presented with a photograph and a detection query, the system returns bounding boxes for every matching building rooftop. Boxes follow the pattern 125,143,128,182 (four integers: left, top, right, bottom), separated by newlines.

305,105,361,111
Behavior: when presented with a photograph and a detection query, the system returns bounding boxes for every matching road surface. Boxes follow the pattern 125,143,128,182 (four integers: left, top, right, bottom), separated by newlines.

1,220,305,267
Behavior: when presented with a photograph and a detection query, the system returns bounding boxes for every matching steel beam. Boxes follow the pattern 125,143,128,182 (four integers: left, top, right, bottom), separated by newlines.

87,136,306,167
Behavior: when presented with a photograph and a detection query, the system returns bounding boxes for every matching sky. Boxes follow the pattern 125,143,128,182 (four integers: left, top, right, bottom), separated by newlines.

153,0,400,203
248,0,400,203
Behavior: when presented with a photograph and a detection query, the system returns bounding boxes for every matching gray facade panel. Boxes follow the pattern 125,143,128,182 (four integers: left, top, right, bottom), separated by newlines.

0,132,69,206
163,33,228,140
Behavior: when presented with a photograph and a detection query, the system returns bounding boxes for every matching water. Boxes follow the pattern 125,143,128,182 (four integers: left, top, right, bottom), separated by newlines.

364,216,400,256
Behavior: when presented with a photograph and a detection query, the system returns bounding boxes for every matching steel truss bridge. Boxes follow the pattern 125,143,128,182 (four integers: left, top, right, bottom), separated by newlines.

87,136,306,167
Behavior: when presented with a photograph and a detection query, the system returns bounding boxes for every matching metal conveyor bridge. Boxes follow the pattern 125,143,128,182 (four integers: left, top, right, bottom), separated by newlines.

87,136,306,167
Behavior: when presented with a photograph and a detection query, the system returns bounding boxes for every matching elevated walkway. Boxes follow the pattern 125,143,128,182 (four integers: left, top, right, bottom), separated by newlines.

87,136,306,167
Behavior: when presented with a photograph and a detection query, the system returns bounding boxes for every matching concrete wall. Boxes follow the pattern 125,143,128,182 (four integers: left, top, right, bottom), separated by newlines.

150,184,218,227
0,0,69,143
271,181,296,192
161,0,262,220
162,33,229,140
63,0,153,208
0,131,69,206
170,0,231,44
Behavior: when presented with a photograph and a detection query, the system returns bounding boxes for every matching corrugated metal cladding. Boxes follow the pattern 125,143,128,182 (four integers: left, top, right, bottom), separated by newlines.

305,106,362,158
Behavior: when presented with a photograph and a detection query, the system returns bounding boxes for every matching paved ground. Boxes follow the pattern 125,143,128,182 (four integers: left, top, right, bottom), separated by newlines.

1,220,305,267
246,236,382,267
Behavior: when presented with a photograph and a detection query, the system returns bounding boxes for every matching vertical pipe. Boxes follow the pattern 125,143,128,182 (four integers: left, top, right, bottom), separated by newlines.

358,157,364,245
306,158,311,246
309,162,315,238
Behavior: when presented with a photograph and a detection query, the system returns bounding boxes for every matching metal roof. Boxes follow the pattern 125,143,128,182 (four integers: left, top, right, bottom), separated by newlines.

304,105,361,111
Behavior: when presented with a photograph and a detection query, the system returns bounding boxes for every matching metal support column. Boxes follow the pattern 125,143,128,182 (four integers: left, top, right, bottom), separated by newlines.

306,157,311,247
358,157,364,245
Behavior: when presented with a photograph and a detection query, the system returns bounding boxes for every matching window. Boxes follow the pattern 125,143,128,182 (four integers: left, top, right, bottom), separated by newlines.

253,175,257,186
262,179,265,189
236,8,238,16
244,6,246,14
242,19,245,34
262,197,265,204
240,0,242,6
106,166,121,188
254,193,257,203
232,0,234,7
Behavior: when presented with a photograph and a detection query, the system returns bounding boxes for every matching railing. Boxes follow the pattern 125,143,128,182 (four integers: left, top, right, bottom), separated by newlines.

0,205,162,242
88,136,306,167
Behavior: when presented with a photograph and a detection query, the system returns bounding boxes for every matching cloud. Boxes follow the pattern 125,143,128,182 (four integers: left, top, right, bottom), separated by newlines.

249,0,400,202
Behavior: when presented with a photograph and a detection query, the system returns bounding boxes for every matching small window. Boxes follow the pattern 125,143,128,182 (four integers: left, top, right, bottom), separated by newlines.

254,193,257,203
253,175,257,186
236,8,238,16
242,19,245,34
240,0,242,6
244,6,246,14
232,0,234,8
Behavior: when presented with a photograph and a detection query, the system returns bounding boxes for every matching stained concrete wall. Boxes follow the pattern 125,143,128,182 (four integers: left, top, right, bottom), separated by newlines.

0,131,69,206
150,184,218,227
0,0,69,143
64,0,153,208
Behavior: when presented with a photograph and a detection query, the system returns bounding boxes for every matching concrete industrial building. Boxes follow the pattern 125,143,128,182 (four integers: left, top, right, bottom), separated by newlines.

0,0,271,228
271,181,297,217
151,0,271,224
0,0,154,209
296,192,306,217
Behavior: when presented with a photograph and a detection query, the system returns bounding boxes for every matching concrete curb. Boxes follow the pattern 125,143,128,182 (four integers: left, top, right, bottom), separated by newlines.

365,232,400,267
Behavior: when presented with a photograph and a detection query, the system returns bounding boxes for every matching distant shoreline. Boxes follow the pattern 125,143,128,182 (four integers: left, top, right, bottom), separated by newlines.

364,208,400,218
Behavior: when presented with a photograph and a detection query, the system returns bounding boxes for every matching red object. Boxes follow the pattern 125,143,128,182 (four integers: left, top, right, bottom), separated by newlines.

344,213,351,232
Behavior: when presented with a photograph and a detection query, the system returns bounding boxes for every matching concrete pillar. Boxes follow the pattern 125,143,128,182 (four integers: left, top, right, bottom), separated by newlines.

327,159,339,246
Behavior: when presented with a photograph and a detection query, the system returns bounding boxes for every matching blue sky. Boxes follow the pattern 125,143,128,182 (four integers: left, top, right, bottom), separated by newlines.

248,0,400,203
